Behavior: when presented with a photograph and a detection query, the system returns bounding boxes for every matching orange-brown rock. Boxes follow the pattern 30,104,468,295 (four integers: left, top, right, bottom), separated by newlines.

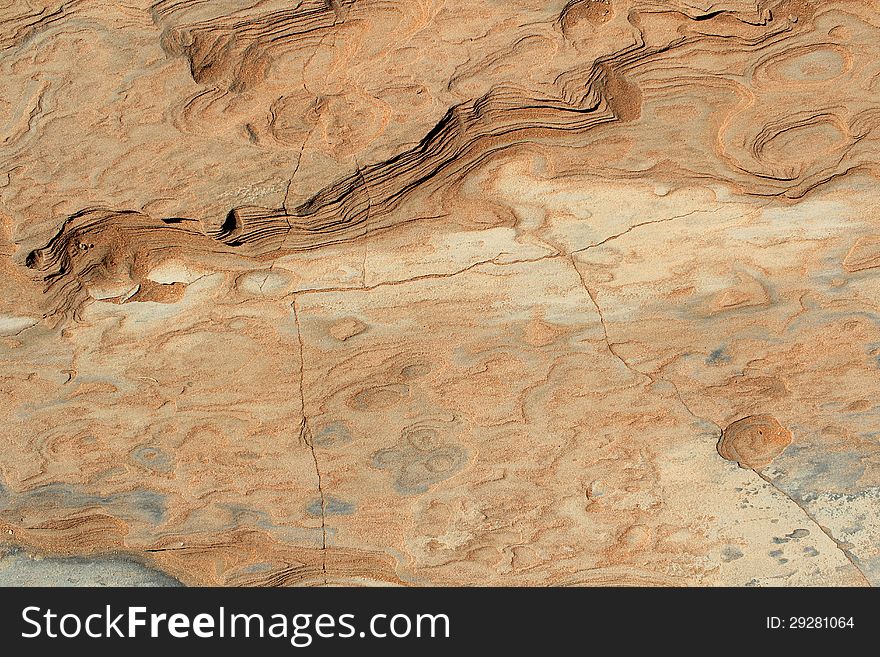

1,0,879,587
718,415,793,469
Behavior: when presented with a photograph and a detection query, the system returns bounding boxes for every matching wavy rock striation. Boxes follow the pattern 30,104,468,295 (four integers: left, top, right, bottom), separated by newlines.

1,0,879,585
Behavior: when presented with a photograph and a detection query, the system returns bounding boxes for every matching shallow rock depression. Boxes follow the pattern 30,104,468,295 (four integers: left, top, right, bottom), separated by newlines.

1,0,879,586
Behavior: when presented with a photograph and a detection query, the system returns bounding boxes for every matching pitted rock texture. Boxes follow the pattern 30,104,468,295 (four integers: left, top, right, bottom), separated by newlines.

1,0,879,586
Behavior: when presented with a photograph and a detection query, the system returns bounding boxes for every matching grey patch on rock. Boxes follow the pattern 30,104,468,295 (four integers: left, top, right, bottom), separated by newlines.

721,545,744,562
307,496,355,516
311,422,354,448
372,417,468,495
130,445,175,473
1,482,166,524
0,548,181,587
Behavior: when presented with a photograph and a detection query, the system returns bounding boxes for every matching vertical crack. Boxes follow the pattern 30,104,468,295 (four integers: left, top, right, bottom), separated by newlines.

570,254,722,434
569,255,654,384
355,158,371,288
569,255,869,583
292,295,328,584
282,139,308,214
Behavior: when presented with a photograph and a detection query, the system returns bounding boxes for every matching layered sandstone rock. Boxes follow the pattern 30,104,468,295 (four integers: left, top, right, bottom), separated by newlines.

1,0,879,586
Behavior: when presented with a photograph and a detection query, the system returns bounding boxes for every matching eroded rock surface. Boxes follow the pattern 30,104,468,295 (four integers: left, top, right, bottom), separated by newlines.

1,0,879,586
718,415,793,470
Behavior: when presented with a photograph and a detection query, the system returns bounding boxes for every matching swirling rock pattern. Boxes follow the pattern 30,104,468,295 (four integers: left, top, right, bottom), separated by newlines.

1,0,879,586
718,415,793,469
